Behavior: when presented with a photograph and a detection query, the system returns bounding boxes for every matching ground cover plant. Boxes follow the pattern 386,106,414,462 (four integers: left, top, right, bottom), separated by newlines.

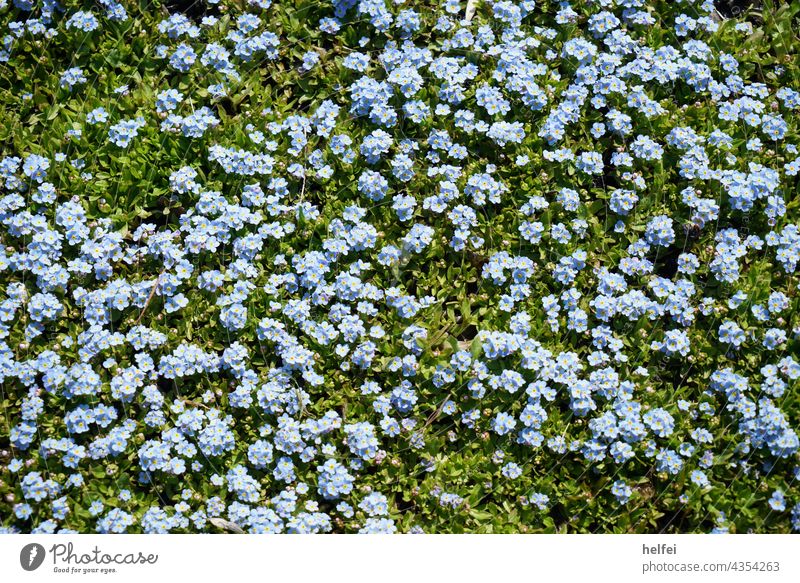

0,0,799,534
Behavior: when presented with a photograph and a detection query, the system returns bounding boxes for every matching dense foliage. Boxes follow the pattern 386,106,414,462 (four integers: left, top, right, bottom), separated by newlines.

1,0,799,534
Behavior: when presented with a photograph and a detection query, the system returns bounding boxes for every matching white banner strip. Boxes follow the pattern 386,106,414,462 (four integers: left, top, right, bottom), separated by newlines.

2,534,798,583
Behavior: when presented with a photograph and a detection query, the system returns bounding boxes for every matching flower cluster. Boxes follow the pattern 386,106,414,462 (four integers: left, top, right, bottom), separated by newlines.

0,0,798,535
